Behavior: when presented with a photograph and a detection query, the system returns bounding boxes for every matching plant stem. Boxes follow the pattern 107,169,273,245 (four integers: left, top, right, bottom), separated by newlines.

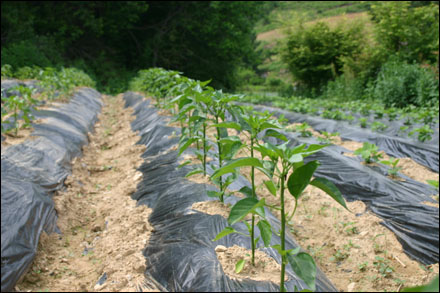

251,214,255,266
203,122,207,176
251,137,256,197
14,105,18,136
287,198,298,223
250,136,256,266
215,115,224,202
280,168,286,292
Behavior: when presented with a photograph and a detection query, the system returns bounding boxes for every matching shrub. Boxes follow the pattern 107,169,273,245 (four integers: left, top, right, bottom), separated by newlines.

322,74,365,100
1,37,63,69
236,67,264,86
282,21,364,88
369,1,439,64
371,58,439,107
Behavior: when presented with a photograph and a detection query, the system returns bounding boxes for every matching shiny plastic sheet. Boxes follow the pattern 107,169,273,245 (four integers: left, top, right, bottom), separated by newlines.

1,88,102,292
268,131,438,265
249,104,439,173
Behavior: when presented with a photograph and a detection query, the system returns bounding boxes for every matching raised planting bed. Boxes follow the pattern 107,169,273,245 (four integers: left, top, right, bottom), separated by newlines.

1,88,102,292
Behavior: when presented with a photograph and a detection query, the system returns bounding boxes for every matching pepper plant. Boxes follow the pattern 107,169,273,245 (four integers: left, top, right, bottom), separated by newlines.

215,109,287,267
379,158,402,177
409,125,434,142
317,131,340,144
354,142,383,164
212,141,348,292
1,86,38,136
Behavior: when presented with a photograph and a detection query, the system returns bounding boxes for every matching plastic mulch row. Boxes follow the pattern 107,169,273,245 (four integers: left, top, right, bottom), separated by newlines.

125,91,438,291
1,88,102,292
249,104,439,173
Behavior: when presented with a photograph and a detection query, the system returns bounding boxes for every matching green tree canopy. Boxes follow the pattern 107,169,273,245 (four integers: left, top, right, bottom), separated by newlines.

1,1,264,92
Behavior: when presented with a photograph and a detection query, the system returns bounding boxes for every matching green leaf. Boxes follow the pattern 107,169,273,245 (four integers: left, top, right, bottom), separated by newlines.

288,154,303,164
207,191,222,198
253,236,261,248
211,121,242,131
228,197,265,225
271,244,282,255
185,169,203,178
238,186,253,198
264,180,277,196
402,275,439,292
177,160,192,169
235,259,246,274
310,177,349,211
178,137,198,156
264,141,284,158
260,121,281,131
287,252,316,291
213,227,238,241
301,144,329,157
292,144,307,155
426,180,439,189
257,220,272,246
211,157,263,180
379,160,392,166
254,144,278,161
265,129,288,142
286,247,301,256
254,206,266,218
287,161,319,200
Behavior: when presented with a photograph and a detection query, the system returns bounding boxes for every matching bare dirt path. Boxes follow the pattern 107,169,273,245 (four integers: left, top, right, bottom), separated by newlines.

16,94,160,292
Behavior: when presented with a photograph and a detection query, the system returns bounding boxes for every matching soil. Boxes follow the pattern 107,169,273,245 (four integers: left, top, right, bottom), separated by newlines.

15,95,160,292
215,245,287,285
191,200,233,219
1,122,40,149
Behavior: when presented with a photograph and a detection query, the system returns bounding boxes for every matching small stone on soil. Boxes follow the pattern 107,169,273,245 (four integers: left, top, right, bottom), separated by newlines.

215,245,227,252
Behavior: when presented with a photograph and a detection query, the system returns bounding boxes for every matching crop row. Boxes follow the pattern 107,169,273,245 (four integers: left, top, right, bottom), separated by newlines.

130,67,351,291
240,93,439,143
1,65,95,135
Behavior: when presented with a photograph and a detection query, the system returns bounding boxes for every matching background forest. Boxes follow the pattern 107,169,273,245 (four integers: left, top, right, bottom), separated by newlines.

1,1,439,108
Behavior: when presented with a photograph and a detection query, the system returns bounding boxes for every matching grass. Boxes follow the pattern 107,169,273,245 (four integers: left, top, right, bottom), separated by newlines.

255,1,372,34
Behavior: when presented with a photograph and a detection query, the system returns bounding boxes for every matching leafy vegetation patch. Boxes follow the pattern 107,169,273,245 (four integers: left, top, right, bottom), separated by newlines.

130,67,349,292
1,65,95,135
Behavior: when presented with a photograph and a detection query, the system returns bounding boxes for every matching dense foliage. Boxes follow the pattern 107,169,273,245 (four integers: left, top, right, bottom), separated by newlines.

282,21,363,88
1,2,264,93
276,1,439,108
372,58,439,107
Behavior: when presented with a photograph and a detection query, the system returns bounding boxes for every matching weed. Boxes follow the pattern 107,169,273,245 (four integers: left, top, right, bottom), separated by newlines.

358,261,368,271
373,256,394,278
380,158,402,177
344,240,360,250
289,122,313,137
409,125,434,142
317,131,340,144
330,249,349,262
371,121,388,132
354,142,383,164
372,234,386,254
359,117,368,128
426,180,439,191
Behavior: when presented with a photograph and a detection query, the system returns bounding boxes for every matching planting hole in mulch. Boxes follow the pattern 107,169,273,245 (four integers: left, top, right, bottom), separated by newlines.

215,245,287,285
